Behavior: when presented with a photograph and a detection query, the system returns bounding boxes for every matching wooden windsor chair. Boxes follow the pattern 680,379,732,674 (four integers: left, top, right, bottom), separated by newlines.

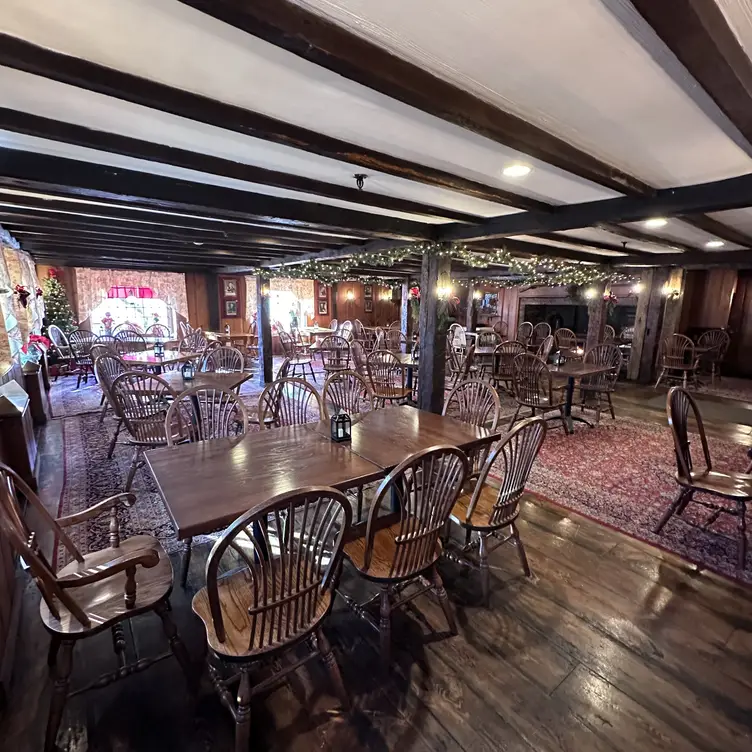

202,345,245,380
490,340,526,393
68,329,96,388
444,416,546,604
278,329,316,381
110,372,178,490
246,358,292,429
350,339,369,377
510,353,568,433
166,386,249,586
443,378,501,479
93,350,127,434
696,328,731,385
554,328,581,361
536,334,555,363
603,324,616,343
192,488,352,750
115,330,147,355
144,323,170,338
93,334,118,353
577,343,623,423
319,334,351,377
447,342,478,390
366,349,411,406
654,333,698,389
341,446,469,664
179,328,208,355
656,387,750,570
258,377,325,428
48,324,73,380
493,320,508,339
516,322,533,347
383,327,405,352
178,320,193,339
322,370,374,418
0,463,193,752
530,322,551,349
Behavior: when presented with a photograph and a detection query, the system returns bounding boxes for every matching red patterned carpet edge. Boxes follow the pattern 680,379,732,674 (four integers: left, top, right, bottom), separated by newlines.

493,416,752,586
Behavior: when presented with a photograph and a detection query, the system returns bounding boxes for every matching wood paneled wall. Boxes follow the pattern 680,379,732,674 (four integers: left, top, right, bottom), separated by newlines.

218,274,246,334
185,272,212,331
679,268,738,332
332,282,399,327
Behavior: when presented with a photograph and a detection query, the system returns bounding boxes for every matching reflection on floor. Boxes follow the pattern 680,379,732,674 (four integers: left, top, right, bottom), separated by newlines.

2,379,752,751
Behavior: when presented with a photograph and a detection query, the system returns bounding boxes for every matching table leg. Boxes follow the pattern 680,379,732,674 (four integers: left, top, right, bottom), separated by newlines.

563,375,595,432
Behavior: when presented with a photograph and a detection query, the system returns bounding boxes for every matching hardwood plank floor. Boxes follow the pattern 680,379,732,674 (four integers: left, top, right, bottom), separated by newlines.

1,383,752,751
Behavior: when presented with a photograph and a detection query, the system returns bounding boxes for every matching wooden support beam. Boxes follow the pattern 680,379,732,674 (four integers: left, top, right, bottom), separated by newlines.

256,276,273,384
417,254,451,413
400,279,410,342
0,149,432,240
465,285,476,332
0,107,480,224
657,269,687,350
627,269,671,383
585,282,607,352
0,33,537,210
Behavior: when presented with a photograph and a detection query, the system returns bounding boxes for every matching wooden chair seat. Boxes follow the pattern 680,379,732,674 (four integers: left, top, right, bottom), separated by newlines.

193,567,332,660
680,470,752,500
344,521,442,582
449,484,519,530
371,383,412,400
289,354,313,366
41,535,172,636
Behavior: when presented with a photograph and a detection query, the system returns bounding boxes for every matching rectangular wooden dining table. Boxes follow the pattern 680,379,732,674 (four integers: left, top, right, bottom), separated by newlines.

121,349,197,372
146,405,500,541
160,370,252,393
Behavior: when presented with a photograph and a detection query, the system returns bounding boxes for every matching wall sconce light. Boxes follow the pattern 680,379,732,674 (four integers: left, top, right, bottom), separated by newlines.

437,285,452,299
632,282,644,295
473,289,482,300
261,285,270,296
345,289,355,301
584,287,597,300
661,284,680,299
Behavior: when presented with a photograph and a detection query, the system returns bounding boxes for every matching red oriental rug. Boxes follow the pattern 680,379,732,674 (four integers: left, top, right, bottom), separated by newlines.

511,417,752,586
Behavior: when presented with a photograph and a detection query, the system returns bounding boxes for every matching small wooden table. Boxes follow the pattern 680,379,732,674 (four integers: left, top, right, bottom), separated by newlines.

393,352,419,393
549,362,614,431
121,349,197,373
311,405,500,471
161,370,252,393
300,327,337,339
146,425,384,539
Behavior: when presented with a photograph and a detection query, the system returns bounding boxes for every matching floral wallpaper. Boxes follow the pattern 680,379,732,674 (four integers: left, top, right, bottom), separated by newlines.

75,268,189,322
2,246,41,358
244,276,315,322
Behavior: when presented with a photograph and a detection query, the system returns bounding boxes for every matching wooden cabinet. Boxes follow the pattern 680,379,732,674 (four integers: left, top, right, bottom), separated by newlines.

0,380,37,489
24,366,49,426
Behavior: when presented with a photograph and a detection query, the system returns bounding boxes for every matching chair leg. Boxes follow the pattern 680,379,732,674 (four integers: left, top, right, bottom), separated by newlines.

235,667,252,752
508,404,521,430
47,635,61,669
738,501,747,571
45,639,74,752
682,370,688,389
125,447,141,491
654,488,691,533
75,370,82,390
430,564,457,635
356,487,364,523
315,627,350,711
559,406,570,435
154,598,196,691
309,362,317,382
378,586,391,667
180,537,193,588
511,522,531,577
478,534,490,607
107,419,123,459
607,392,616,420
654,369,666,389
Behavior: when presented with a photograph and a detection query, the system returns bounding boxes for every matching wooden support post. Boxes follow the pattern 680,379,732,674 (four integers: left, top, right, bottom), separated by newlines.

465,285,477,331
330,282,339,322
585,281,607,352
417,254,451,413
205,271,220,332
657,269,686,345
627,268,670,383
400,278,410,340
256,276,273,384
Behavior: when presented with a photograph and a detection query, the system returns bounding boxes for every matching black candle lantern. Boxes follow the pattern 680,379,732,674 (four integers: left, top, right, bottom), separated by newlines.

330,411,352,443
553,350,563,367
181,359,196,381
154,340,165,358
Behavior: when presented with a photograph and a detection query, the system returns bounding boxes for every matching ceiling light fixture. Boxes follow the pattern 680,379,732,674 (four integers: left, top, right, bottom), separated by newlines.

502,163,532,178
705,239,724,249
192,241,204,246
644,218,668,229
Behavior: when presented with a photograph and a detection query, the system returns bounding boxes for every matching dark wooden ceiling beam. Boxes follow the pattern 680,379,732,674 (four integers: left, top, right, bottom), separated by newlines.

179,0,648,195
31,254,219,272
594,223,696,253
0,107,482,224
630,0,752,150
614,248,752,268
0,33,541,210
181,0,751,248
0,148,431,240
441,172,752,242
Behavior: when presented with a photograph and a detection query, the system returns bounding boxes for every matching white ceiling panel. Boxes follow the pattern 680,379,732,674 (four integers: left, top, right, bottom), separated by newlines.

0,66,522,220
621,218,744,250
291,0,752,187
0,0,618,206
707,207,752,240
510,235,625,257
554,227,682,254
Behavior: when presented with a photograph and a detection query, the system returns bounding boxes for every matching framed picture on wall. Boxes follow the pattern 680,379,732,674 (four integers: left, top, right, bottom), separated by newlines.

318,285,328,299
363,284,373,299
225,299,239,317
364,299,373,313
318,300,328,315
223,278,238,297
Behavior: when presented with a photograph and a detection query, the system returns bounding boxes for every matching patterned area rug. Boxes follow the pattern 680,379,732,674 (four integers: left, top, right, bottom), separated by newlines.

699,375,752,403
513,416,752,585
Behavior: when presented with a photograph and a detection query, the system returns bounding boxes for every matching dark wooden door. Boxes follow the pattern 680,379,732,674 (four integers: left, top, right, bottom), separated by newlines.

726,271,752,377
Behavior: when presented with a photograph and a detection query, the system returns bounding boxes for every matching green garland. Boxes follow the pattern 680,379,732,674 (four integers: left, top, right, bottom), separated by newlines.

253,241,635,288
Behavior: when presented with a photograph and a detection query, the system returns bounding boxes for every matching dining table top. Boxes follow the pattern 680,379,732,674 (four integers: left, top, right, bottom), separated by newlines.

160,370,252,393
548,361,614,379
121,349,197,366
146,405,500,539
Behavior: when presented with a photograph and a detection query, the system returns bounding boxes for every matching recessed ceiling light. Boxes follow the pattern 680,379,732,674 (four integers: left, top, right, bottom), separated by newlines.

193,241,204,246
502,163,532,178
705,239,724,249
644,218,668,229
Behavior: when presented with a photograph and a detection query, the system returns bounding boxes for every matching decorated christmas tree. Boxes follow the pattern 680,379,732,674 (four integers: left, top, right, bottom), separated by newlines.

42,269,75,333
